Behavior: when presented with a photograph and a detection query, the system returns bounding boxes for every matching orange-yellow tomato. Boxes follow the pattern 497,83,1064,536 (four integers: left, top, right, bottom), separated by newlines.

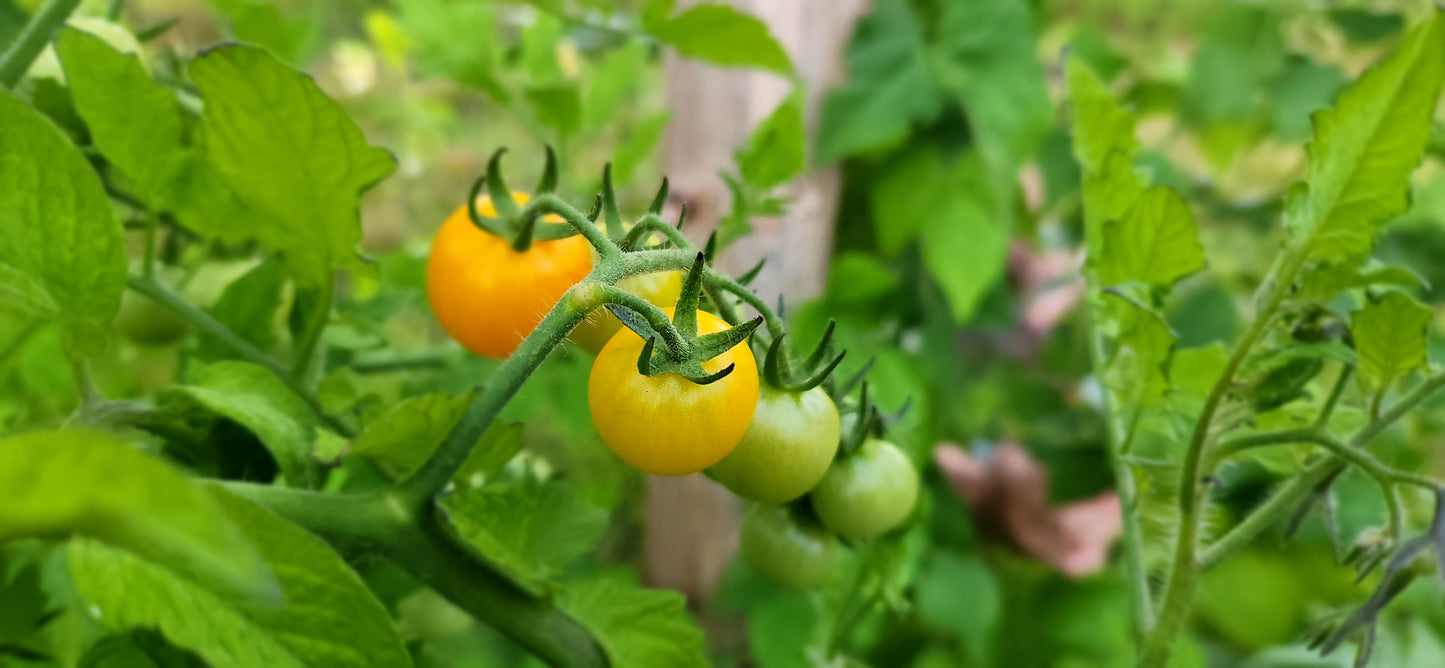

587,309,760,475
426,193,593,358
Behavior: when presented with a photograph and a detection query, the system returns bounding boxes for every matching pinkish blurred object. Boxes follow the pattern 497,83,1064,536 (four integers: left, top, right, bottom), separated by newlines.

934,442,1121,578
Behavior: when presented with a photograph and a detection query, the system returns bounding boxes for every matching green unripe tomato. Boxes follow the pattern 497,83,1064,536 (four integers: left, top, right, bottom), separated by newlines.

810,438,918,541
739,503,841,590
114,290,190,346
708,385,840,503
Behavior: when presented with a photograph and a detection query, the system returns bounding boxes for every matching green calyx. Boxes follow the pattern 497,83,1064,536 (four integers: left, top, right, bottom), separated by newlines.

465,146,574,252
761,320,846,393
620,251,764,385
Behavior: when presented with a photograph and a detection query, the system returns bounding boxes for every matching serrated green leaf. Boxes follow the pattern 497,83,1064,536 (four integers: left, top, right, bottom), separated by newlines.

1087,156,1150,259
70,489,409,668
351,392,522,483
0,90,126,347
1066,56,1138,174
56,28,185,205
1284,14,1445,268
79,630,208,667
438,477,606,594
1098,186,1206,288
816,1,943,163
560,572,709,668
647,3,790,74
164,362,320,488
189,45,396,286
736,91,805,189
0,430,268,597
1101,293,1176,409
1353,291,1432,390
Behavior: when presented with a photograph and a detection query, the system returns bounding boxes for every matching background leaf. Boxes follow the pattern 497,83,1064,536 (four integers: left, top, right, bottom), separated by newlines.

647,3,791,74
816,1,943,163
0,90,125,347
0,430,267,596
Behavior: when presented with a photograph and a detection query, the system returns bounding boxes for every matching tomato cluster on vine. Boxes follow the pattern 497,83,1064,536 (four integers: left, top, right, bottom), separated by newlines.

424,160,920,590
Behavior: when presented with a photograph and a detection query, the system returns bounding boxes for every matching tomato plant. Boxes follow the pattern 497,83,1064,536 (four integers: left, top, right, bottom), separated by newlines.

738,503,841,589
709,385,841,503
10,1,1445,667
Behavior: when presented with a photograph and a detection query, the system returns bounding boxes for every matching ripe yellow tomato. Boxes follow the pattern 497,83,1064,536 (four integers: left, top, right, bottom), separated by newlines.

426,193,593,358
568,269,683,354
587,309,760,475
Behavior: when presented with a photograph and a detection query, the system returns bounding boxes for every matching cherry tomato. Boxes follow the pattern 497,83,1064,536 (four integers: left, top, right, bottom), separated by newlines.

587,308,759,475
810,438,919,541
568,269,683,354
426,192,593,358
739,503,841,589
114,289,190,346
708,385,840,503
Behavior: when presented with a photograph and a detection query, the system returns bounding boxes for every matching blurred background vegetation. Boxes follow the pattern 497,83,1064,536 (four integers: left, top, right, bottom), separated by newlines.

8,0,1445,666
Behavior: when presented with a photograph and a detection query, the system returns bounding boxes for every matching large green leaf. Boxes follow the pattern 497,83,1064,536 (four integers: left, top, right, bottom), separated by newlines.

560,572,709,668
1284,14,1445,267
70,489,410,668
189,45,396,286
56,28,186,205
0,90,125,345
438,476,607,595
816,0,943,163
0,430,267,595
1352,291,1432,391
645,2,791,74
1098,186,1206,288
164,362,320,488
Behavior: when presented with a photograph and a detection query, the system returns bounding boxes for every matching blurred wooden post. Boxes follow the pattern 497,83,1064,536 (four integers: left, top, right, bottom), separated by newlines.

645,0,868,601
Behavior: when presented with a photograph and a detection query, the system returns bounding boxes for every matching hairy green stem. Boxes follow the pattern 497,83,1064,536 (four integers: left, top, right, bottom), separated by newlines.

1138,281,1286,666
291,276,334,380
0,0,80,87
127,275,353,437
1199,371,1445,568
1083,298,1154,638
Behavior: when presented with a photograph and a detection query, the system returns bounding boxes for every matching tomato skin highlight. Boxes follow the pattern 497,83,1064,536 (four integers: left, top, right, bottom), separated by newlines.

568,270,683,354
426,193,593,359
810,438,919,541
587,309,759,476
708,385,840,503
740,503,841,589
